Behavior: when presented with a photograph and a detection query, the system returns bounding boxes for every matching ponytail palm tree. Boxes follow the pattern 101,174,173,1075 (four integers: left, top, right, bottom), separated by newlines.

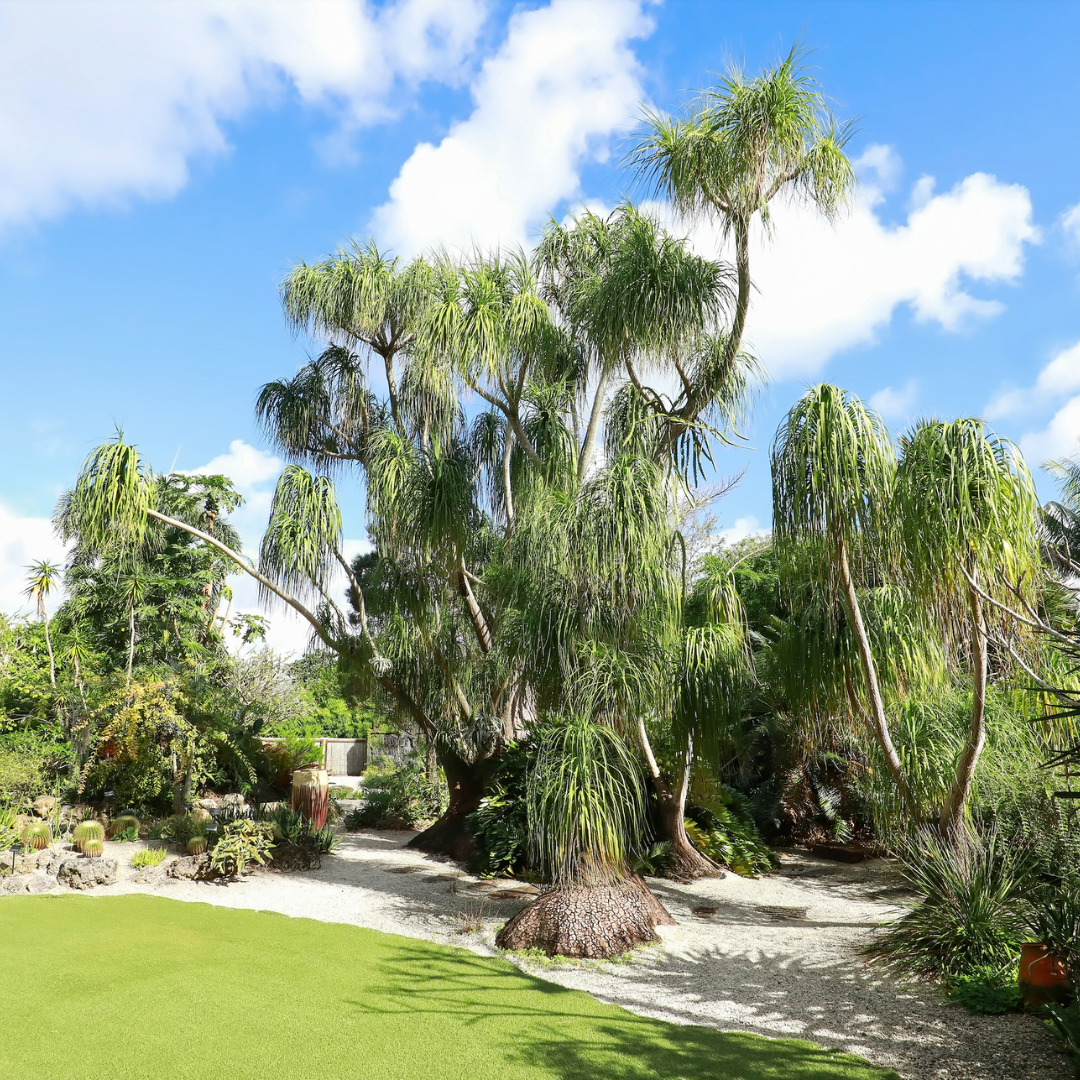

24,560,60,690
629,46,855,457
771,385,911,807
895,419,1042,835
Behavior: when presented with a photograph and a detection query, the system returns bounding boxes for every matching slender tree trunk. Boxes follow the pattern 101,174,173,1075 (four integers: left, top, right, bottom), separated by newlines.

578,366,611,479
458,557,493,653
940,577,989,836
636,720,720,881
502,426,515,525
42,613,56,690
126,601,136,686
836,536,911,809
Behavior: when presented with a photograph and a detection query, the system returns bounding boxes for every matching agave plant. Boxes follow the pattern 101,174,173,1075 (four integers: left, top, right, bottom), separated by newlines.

72,821,105,853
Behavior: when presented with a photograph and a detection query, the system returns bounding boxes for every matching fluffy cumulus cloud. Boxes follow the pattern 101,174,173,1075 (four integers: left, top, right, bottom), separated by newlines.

869,380,919,421
0,0,486,228
986,342,1080,465
369,0,653,255
683,147,1039,379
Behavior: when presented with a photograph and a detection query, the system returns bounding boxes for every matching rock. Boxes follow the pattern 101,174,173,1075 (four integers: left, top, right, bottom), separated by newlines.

379,813,415,831
32,796,56,818
190,808,213,825
167,853,216,881
38,851,71,877
2,875,30,893
268,842,320,872
221,794,245,810
12,851,44,875
57,858,118,890
26,876,52,894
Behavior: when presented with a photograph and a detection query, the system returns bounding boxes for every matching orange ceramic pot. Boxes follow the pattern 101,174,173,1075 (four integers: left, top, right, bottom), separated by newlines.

1018,942,1070,1006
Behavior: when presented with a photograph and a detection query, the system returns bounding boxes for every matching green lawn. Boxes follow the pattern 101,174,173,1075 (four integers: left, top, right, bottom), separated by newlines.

0,895,898,1080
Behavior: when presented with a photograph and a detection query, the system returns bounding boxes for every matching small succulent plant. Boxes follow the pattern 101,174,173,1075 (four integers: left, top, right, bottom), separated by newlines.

108,815,140,838
186,836,208,856
131,846,168,869
81,838,105,858
21,822,52,851
72,821,105,853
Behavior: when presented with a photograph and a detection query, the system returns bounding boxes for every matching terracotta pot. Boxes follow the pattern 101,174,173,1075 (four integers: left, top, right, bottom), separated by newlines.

291,769,329,829
1019,942,1071,1006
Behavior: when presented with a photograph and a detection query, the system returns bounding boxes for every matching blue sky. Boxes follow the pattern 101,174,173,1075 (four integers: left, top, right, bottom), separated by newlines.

2,0,1079,649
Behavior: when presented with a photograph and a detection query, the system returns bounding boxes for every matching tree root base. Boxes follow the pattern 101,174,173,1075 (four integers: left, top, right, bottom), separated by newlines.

496,876,673,959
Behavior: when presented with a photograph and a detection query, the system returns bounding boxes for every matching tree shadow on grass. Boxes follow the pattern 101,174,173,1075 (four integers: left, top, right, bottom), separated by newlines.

342,938,901,1080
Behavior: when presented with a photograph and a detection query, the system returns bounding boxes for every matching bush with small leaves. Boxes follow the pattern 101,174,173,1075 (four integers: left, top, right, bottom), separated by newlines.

21,822,51,851
72,821,105,854
208,819,274,880
186,836,208,856
131,847,168,869
81,838,104,858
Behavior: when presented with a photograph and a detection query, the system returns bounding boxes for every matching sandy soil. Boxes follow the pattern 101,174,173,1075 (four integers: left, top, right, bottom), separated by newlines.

15,828,1070,1080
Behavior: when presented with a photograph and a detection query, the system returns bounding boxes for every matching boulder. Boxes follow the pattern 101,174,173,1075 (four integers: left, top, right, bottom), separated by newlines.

32,796,56,818
167,853,216,881
268,841,320,873
26,875,52,894
2,875,30,893
57,858,118,890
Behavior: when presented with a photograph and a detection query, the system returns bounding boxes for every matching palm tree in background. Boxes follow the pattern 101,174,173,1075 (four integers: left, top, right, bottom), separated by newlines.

24,560,61,690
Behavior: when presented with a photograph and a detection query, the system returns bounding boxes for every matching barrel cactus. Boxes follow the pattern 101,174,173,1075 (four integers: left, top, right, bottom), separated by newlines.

108,815,140,838
72,821,105,853
81,838,105,858
21,822,51,851
186,836,208,856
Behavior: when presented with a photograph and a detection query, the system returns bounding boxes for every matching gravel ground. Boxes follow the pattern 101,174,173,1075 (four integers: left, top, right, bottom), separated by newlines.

15,828,1070,1080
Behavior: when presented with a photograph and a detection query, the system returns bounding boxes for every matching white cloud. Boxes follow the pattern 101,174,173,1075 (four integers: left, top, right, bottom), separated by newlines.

987,341,1080,420
1019,396,1080,466
0,0,486,228
683,162,1039,379
370,0,653,255
0,502,68,620
1062,201,1080,249
869,380,919,421
716,516,770,548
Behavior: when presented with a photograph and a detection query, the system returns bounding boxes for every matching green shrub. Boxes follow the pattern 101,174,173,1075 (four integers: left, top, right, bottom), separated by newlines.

356,758,447,829
467,784,529,877
870,825,1031,980
155,814,205,849
131,847,168,869
685,783,778,877
944,968,1022,1014
262,737,322,790
1029,876,1080,989
1043,1004,1080,1074
208,819,274,879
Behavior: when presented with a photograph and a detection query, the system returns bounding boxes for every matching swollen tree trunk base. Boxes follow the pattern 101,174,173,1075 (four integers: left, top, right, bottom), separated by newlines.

665,836,724,883
495,875,674,959
406,811,476,861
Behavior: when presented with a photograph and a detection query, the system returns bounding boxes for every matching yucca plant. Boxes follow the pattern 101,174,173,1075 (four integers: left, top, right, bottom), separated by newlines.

870,824,1031,979
21,822,52,851
72,821,105,853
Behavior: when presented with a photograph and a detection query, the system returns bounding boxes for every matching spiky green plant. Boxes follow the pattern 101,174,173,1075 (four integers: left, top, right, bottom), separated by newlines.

72,821,105,853
81,838,104,859
130,846,168,869
527,717,646,887
21,822,51,851
186,836,208,856
108,815,140,839
870,824,1031,980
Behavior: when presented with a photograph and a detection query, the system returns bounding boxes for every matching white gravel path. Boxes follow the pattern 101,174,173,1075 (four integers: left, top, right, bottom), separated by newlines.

24,829,1071,1080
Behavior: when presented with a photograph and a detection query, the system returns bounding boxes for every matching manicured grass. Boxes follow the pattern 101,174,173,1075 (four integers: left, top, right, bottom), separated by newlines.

0,895,898,1080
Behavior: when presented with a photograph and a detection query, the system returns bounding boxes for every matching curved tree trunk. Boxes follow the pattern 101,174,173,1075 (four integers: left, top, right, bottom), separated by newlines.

637,721,720,882
496,874,674,959
836,535,911,810
407,748,491,861
940,579,989,837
